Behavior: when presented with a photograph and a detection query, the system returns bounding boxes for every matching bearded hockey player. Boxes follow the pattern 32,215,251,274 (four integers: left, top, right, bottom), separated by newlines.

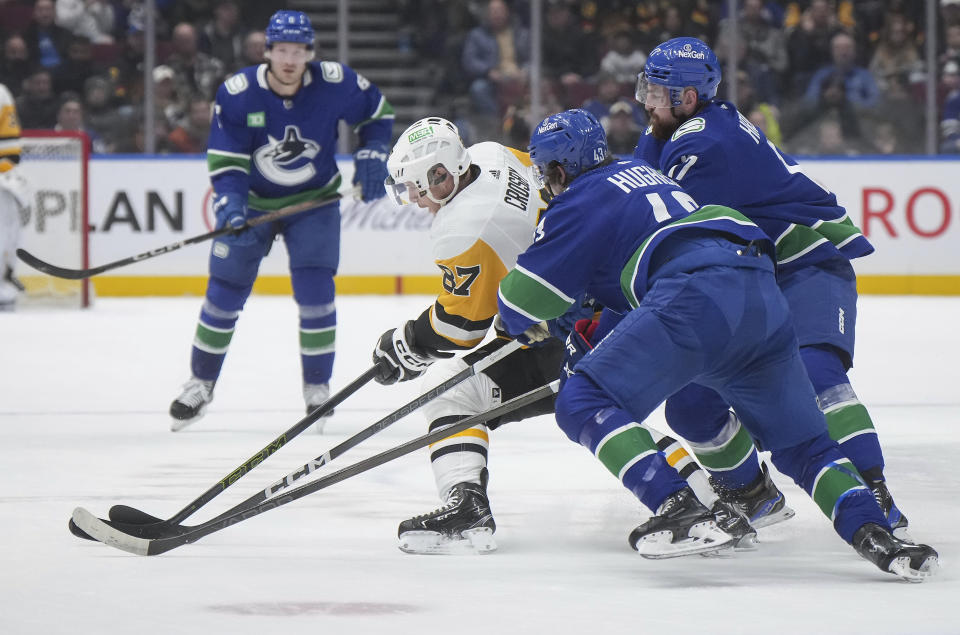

169,10,394,431
634,37,909,538
372,117,727,555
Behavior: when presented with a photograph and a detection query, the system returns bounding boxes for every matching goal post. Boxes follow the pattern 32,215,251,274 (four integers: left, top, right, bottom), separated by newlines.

17,130,91,308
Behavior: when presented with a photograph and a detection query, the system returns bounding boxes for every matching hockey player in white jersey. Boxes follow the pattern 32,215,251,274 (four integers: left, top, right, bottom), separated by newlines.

0,82,27,310
371,118,734,554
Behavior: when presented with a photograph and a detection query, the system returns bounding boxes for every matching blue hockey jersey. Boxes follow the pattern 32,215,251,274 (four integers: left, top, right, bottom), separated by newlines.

634,101,873,273
497,159,771,335
206,62,394,211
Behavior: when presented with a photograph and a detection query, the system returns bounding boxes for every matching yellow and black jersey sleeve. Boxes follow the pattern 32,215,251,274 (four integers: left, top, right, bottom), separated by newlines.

412,236,509,352
0,95,21,173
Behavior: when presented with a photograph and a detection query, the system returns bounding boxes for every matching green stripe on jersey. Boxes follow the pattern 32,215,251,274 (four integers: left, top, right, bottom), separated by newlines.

775,217,865,265
825,403,876,444
248,176,342,211
620,205,756,308
194,322,234,354
499,267,573,322
595,423,659,480
690,423,756,471
354,97,396,131
811,460,864,520
208,151,250,176
300,327,335,355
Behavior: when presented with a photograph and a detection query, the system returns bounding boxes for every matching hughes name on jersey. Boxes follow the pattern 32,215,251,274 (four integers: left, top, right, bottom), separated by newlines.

412,142,547,353
207,62,393,210
634,101,872,273
498,159,771,334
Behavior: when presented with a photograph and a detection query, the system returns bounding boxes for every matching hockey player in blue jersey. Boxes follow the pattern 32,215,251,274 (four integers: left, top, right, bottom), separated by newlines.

634,37,910,537
169,10,394,432
496,109,938,580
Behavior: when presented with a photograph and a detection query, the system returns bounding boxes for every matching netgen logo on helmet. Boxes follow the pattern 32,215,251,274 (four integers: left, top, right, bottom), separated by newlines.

536,120,559,134
674,43,706,59
408,126,434,144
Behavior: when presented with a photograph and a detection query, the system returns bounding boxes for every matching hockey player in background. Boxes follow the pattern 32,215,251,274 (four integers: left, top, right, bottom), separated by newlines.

634,37,909,537
497,108,938,580
0,82,27,311
372,117,725,554
169,10,394,431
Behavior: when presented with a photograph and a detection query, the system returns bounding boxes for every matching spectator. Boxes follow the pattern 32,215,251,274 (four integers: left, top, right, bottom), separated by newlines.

54,35,98,96
54,95,106,151
152,64,185,129
167,97,211,153
24,0,73,71
0,34,31,97
941,61,960,153
15,68,58,129
940,23,960,71
199,0,243,72
83,75,128,152
804,32,879,109
461,0,530,117
716,34,781,105
784,71,863,154
111,23,145,103
166,22,225,102
716,0,788,77
786,0,844,97
599,30,647,85
730,69,783,146
542,0,596,87
604,100,641,155
55,0,115,44
794,118,860,156
582,73,644,129
238,30,266,70
869,13,922,92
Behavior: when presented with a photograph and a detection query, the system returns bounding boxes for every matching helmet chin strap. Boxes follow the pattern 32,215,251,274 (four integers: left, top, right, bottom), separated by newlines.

425,171,462,206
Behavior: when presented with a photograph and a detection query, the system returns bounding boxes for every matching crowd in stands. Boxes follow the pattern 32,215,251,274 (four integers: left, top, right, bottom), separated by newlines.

405,0,960,155
0,0,281,152
2,0,960,155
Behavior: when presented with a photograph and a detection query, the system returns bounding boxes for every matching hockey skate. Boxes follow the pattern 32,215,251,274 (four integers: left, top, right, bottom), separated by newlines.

867,479,911,540
710,499,758,551
852,522,938,582
169,378,214,432
712,462,795,529
398,481,497,555
629,487,734,559
304,382,335,434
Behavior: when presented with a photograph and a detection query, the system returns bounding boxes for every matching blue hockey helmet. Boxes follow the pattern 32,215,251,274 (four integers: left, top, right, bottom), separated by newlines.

636,37,721,108
528,109,608,184
266,10,315,49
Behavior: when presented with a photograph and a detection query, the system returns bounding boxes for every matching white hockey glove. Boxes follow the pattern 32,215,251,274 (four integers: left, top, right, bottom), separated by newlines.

493,315,551,346
372,320,452,385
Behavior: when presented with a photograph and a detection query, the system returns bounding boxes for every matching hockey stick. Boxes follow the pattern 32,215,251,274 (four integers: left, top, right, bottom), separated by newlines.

17,193,343,280
72,380,559,555
70,338,523,541
68,363,381,541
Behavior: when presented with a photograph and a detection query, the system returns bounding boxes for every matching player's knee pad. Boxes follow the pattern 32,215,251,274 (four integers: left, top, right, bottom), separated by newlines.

800,345,851,393
420,357,499,425
555,373,612,445
664,383,732,442
205,276,252,315
291,266,336,306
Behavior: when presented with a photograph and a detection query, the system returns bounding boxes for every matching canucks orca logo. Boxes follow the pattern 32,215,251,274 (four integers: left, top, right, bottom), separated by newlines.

253,125,321,186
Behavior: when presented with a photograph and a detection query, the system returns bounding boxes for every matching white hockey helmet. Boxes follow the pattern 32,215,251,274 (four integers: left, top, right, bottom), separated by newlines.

385,117,471,206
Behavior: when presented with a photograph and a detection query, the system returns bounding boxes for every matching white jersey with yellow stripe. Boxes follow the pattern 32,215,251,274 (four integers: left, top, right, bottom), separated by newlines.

417,141,546,351
0,83,22,175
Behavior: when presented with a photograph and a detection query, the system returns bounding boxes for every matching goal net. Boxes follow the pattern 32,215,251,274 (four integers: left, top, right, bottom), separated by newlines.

16,130,91,308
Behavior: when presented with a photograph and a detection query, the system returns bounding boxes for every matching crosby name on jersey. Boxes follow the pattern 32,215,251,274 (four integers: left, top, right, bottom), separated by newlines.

413,142,547,352
207,61,394,210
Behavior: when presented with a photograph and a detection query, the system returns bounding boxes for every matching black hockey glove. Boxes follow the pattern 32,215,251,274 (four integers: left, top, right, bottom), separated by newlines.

372,320,453,385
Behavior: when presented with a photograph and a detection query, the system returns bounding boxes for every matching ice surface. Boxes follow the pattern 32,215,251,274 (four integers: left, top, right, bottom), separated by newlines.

1,295,957,634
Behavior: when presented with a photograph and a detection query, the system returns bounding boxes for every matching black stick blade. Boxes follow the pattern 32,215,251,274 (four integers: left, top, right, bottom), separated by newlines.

16,248,99,279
